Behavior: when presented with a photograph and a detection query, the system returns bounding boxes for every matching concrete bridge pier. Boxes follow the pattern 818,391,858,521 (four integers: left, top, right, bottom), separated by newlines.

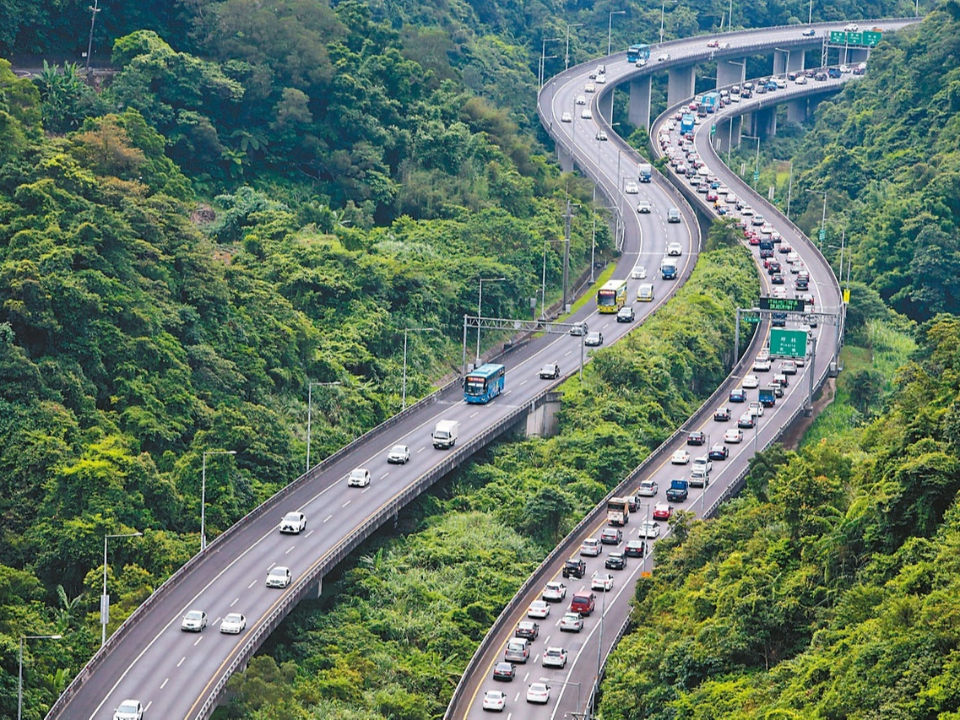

628,75,652,129
305,577,323,601
667,64,696,107
598,91,614,124
774,48,806,76
557,145,574,173
525,392,563,438
716,114,742,153
717,58,746,88
756,106,777,138
786,98,808,123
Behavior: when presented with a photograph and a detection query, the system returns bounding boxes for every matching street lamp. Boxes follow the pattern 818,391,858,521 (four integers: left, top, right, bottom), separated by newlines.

540,36,562,87
402,327,436,410
85,0,100,72
741,134,761,188
565,22,583,69
201,449,236,551
774,158,794,219
608,10,626,56
660,1,667,44
19,634,61,720
806,188,828,249
542,676,581,713
101,532,142,646
808,0,814,24
477,277,507,363
307,381,341,472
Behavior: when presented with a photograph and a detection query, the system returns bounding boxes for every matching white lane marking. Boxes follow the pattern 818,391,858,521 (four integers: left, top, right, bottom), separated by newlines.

194,636,203,646
145,702,153,713
342,499,351,508
470,412,479,418
285,546,295,555
305,530,314,538
177,657,186,667
519,379,528,386
230,597,239,607
160,678,169,689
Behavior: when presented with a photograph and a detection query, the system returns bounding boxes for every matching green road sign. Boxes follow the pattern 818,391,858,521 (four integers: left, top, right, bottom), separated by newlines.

743,314,761,323
847,31,863,45
770,328,808,358
830,31,846,43
863,31,882,46
819,227,826,242
753,170,760,183
759,297,804,312
710,123,716,137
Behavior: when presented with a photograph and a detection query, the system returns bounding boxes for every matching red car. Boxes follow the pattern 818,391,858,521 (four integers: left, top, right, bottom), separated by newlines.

652,502,672,520
748,234,761,246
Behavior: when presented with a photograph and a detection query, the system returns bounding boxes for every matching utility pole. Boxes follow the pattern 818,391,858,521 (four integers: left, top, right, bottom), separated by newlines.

563,200,572,312
85,0,101,72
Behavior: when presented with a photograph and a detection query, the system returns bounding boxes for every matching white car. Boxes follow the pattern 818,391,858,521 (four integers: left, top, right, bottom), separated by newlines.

844,22,859,31
528,600,551,619
636,200,652,214
561,112,572,123
580,538,602,556
671,449,691,465
595,74,607,84
576,94,587,105
482,690,507,712
541,647,568,669
559,612,584,632
787,251,801,265
666,242,683,256
181,609,207,632
748,402,764,417
347,468,371,487
724,428,744,444
743,375,760,389
625,181,640,194
596,130,608,141
387,444,410,464
113,700,143,720
692,456,712,474
657,53,670,62
584,82,596,92
266,566,292,588
279,511,306,534
542,581,567,602
639,520,661,538
527,682,551,704
631,265,647,279
591,572,614,591
220,612,246,634
581,108,593,119
637,479,658,496
753,359,771,372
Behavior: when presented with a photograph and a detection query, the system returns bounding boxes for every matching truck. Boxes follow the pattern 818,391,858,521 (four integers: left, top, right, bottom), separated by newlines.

638,163,653,183
665,479,689,502
759,387,777,408
606,497,631,526
680,113,696,136
660,259,678,280
432,420,459,449
701,91,721,113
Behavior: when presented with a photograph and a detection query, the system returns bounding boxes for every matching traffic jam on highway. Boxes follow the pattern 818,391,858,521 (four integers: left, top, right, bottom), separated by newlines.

461,37,847,720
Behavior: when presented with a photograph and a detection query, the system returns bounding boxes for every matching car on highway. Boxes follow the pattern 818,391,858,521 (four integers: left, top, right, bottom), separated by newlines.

652,502,672,520
600,527,623,545
724,428,744,444
580,537,602,556
562,557,586,579
347,468,371,487
539,362,560,379
542,581,567,602
493,661,516,680
576,94,586,105
781,360,798,375
743,375,760,389
561,112,572,122
631,264,647,279
617,305,635,323
542,647,569,669
636,199,652,213
637,283,654,302
772,273,785,284
482,690,507,712
749,401,764,417
605,550,627,570
570,590,597,615
596,130,608,141
802,27,816,36
753,358,771,372
729,387,746,403
181,609,207,632
585,332,604,347
738,412,756,429
625,181,640,194
657,53,671,62
844,22,859,31
668,207,682,223
671,449,690,464
714,406,731,421
279,511,306,534
591,572,615,591
625,539,646,557
687,430,706,446
581,108,593,119
585,81,596,92
266,566,292,588
560,612,584,632
667,242,683,256
639,520,661,538
387,445,410,464
709,443,729,460
113,699,144,720
219,613,246,634
515,620,539,640
526,682,551,704
505,638,531,663
527,600,551,619
637,479,658,496
595,74,606,84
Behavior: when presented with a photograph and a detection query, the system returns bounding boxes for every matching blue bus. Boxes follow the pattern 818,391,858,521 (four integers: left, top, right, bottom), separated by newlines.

627,44,651,64
464,363,505,404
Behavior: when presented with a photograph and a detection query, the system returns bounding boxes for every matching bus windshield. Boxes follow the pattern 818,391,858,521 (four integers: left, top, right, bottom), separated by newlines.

597,280,628,313
627,44,651,63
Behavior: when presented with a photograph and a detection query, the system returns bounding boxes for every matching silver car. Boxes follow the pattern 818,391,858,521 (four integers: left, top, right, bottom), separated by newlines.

266,566,292,588
387,444,410,464
181,609,207,632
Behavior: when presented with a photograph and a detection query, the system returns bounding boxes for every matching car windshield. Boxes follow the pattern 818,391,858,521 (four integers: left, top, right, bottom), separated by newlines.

224,614,241,623
186,611,202,620
119,702,139,712
283,513,300,521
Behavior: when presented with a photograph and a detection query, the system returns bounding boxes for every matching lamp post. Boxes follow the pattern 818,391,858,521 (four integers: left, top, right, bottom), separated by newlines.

101,532,142,646
85,0,100,72
402,327,436,410
660,1,666,44
19,634,61,720
608,10,626,56
477,277,506,363
540,36,562,87
307,381,341,472
806,188,828,249
808,0,813,24
565,22,583,69
201,449,236,551
741,134,761,188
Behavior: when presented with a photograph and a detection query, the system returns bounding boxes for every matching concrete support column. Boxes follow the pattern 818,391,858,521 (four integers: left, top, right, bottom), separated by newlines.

597,90,614,124
787,51,806,72
716,115,742,153
557,144,574,173
773,50,787,76
786,98,807,124
756,106,777,138
717,58,746,88
667,64,696,107
847,48,870,64
628,75,652,129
